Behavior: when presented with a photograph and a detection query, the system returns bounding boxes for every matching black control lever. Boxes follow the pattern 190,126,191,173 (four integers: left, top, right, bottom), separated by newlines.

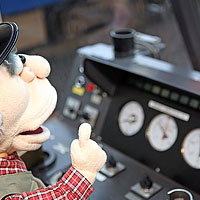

106,152,117,168
95,139,117,168
101,147,117,168
140,175,153,190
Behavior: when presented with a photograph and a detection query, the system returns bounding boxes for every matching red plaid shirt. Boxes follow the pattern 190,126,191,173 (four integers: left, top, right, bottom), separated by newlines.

0,153,94,199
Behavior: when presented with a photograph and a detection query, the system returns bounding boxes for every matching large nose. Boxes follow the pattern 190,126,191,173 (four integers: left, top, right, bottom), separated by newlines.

19,54,51,83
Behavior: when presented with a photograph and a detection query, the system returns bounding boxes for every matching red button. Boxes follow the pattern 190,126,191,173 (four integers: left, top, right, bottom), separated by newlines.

86,82,95,92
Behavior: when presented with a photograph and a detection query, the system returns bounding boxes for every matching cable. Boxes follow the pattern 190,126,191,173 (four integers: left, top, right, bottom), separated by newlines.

135,39,161,58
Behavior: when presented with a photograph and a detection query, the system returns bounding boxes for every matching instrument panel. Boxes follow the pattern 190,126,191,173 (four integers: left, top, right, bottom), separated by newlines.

37,43,200,199
100,73,200,193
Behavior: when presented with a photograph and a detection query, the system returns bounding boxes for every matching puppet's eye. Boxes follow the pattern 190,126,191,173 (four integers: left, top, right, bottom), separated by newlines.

19,55,26,64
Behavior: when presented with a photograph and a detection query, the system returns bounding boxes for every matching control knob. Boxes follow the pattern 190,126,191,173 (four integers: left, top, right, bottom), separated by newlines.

140,175,153,192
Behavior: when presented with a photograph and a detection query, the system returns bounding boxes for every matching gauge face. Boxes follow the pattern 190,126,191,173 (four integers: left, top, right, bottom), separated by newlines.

182,129,200,169
146,114,178,151
118,101,144,136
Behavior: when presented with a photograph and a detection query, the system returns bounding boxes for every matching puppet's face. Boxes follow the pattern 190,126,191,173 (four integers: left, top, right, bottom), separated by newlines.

0,54,57,154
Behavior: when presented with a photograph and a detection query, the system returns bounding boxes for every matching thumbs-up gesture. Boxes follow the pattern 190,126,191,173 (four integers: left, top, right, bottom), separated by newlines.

70,123,107,184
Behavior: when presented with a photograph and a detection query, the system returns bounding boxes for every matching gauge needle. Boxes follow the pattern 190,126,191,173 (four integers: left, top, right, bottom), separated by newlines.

159,124,168,139
123,115,137,123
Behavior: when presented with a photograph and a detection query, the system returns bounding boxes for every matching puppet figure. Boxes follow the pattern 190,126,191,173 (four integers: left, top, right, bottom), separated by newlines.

0,22,107,200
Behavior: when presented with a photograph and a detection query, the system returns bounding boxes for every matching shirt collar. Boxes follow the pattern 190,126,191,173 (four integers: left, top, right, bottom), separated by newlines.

0,152,27,175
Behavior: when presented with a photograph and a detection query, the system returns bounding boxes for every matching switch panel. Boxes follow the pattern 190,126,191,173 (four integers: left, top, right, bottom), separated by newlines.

80,104,99,127
63,96,81,120
131,181,162,199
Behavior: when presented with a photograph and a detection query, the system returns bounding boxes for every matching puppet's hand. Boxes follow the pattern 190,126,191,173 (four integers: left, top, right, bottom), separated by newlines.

70,123,107,184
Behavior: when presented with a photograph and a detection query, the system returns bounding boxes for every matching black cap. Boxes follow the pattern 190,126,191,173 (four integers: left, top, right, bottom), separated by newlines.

0,22,19,65
110,28,135,57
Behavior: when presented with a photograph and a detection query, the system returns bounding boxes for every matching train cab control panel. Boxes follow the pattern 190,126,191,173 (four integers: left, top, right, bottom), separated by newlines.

33,41,200,199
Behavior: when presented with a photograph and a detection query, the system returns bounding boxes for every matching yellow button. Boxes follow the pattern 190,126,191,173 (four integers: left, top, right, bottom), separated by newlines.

72,86,85,96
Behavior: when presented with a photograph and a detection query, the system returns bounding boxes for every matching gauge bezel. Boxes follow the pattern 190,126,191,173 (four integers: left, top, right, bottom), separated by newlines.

146,113,178,151
181,128,200,169
118,101,145,136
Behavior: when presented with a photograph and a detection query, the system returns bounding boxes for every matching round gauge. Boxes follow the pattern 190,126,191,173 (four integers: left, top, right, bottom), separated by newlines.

146,114,178,151
181,129,200,169
118,101,144,136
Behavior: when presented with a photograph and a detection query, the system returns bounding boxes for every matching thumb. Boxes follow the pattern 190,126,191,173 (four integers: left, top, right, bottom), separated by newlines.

78,123,92,148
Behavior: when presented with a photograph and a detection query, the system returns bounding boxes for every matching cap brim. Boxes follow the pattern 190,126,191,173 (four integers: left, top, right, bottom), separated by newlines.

0,22,19,65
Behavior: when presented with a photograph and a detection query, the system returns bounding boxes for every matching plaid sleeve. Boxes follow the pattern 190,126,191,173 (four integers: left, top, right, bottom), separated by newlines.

5,166,94,200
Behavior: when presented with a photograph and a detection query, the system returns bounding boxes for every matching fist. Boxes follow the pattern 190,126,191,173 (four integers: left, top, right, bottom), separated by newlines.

70,123,107,184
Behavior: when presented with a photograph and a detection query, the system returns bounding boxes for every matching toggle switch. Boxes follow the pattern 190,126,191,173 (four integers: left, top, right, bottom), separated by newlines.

140,175,153,192
131,175,162,199
100,151,126,177
105,153,117,168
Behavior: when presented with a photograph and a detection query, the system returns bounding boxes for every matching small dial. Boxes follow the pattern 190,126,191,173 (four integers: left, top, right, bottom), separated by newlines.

146,114,178,151
118,101,144,136
181,129,200,169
